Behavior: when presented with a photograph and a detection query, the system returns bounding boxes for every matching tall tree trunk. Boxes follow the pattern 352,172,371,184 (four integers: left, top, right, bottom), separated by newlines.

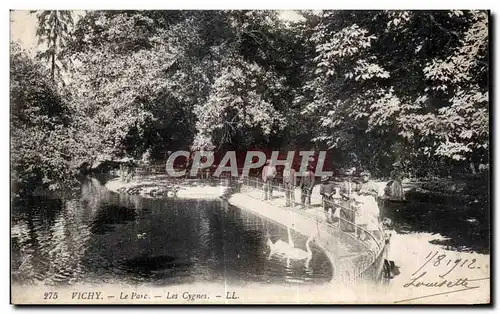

51,11,58,84
51,53,55,83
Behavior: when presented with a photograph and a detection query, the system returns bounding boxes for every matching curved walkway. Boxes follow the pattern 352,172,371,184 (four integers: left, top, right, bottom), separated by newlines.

228,184,387,286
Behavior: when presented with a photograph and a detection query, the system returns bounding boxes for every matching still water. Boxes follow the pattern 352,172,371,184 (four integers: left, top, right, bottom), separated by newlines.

11,177,333,287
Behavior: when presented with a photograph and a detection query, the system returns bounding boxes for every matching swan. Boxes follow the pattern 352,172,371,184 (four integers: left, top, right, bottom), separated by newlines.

267,227,313,261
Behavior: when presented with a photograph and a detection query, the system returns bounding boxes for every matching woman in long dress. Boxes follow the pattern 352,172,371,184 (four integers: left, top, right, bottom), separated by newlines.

355,171,382,241
354,194,380,231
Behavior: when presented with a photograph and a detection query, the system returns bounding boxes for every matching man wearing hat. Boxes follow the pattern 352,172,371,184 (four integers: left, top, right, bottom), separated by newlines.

299,164,315,208
339,167,357,199
262,159,277,200
319,175,336,219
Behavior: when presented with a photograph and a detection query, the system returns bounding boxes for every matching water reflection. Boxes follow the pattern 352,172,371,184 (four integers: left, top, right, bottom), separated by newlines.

11,178,333,287
11,198,93,285
382,199,489,254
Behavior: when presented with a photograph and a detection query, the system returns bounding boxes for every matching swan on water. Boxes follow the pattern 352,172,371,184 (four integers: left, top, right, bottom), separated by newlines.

267,227,313,262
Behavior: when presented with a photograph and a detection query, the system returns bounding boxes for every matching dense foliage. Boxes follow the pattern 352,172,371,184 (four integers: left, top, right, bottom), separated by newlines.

11,10,490,193
298,10,489,176
11,44,79,194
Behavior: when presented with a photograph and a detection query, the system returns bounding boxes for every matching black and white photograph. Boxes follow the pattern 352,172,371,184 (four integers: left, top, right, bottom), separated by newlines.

9,8,490,304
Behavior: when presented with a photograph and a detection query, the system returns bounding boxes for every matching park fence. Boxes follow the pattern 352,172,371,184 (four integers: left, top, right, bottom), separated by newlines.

239,176,388,285
239,176,385,249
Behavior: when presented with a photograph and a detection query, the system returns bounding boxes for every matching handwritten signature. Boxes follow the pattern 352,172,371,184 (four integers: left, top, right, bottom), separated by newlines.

403,272,472,289
394,251,489,303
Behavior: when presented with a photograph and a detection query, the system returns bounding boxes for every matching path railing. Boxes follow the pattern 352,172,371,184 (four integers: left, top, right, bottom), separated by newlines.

238,176,388,285
239,176,385,252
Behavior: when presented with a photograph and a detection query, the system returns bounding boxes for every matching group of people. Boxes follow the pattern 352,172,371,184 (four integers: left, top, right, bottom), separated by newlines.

261,159,315,207
319,168,382,238
261,160,405,241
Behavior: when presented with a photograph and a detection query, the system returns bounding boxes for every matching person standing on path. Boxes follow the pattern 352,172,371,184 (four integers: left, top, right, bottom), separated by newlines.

385,161,405,201
319,175,336,220
283,162,297,207
339,167,357,232
356,170,382,240
358,170,379,199
262,159,277,200
299,165,315,208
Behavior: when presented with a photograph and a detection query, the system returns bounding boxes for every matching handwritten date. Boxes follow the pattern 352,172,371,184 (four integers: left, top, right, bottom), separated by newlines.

413,251,478,278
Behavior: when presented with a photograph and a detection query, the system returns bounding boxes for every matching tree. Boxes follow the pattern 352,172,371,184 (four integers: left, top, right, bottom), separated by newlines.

192,56,287,150
12,9,489,196
296,10,489,177
11,44,81,194
67,11,206,161
67,10,297,157
32,10,74,85
187,10,298,151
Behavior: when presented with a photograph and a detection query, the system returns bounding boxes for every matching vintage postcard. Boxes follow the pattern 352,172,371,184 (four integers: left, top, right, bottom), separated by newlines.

10,9,490,305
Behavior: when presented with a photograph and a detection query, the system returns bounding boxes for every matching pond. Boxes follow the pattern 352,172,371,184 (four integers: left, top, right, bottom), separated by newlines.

380,196,489,254
11,177,333,287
